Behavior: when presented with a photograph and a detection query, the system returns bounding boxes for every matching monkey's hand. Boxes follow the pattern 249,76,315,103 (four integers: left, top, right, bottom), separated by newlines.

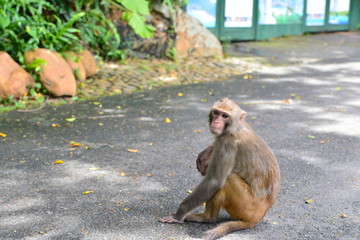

158,216,183,224
196,146,213,176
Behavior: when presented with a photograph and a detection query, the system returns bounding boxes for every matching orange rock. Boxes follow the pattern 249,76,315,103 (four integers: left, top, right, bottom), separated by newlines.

64,51,87,81
25,48,76,97
80,49,97,77
174,9,223,59
0,51,34,99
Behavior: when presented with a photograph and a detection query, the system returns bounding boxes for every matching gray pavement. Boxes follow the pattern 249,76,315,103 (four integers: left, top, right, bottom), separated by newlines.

1,32,360,240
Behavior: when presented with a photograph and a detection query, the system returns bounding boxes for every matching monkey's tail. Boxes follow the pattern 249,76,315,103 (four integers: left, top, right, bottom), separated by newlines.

203,221,257,240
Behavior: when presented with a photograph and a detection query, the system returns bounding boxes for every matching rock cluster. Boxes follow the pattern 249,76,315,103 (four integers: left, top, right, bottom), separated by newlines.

0,49,97,99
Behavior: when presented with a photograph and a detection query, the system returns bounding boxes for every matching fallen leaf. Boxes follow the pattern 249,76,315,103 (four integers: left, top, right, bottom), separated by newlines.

178,93,184,96
187,190,193,194
147,173,153,177
335,87,342,91
194,130,202,133
119,171,126,176
98,112,104,115
82,191,94,195
127,149,139,153
282,99,293,104
243,74,249,79
307,135,316,139
295,96,302,99
65,117,77,122
70,141,82,147
88,167,100,171
305,198,314,204
51,123,60,127
290,93,297,97
251,116,257,120
93,102,101,105
52,160,64,164
98,123,104,126
320,140,330,144
0,132,6,137
164,117,171,123
201,98,207,102
148,142,154,146
340,213,349,218
124,207,130,211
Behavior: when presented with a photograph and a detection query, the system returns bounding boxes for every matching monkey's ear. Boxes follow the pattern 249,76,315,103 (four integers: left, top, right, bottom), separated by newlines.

239,112,247,125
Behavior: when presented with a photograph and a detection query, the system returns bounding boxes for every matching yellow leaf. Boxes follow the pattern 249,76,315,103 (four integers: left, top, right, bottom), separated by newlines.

0,132,6,137
201,99,207,102
147,173,153,177
88,167,100,171
70,141,82,147
119,171,126,176
187,190,193,194
243,74,249,79
127,149,139,153
148,142,154,146
178,93,184,97
99,123,104,126
113,89,122,93
340,213,349,218
51,123,60,127
82,191,94,195
305,198,314,204
124,207,130,211
52,160,64,164
164,117,171,123
98,112,104,115
194,130,202,133
65,118,77,122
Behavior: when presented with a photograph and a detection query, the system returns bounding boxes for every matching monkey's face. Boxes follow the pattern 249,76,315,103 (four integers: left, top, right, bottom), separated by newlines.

209,109,231,135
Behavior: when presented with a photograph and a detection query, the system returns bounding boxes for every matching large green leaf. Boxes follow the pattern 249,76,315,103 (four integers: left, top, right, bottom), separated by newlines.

117,0,150,16
122,12,154,39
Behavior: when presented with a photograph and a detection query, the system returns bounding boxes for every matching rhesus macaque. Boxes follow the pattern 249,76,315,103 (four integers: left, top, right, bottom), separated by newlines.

159,98,280,240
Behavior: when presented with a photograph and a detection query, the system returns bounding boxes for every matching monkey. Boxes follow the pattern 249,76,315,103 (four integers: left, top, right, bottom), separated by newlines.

159,98,280,240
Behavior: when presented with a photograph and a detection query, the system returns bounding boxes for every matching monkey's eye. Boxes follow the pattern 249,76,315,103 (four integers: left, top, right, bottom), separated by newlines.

213,110,220,116
222,114,229,119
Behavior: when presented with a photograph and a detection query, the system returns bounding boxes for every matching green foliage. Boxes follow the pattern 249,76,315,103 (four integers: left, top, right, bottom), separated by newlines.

110,0,155,39
0,0,158,63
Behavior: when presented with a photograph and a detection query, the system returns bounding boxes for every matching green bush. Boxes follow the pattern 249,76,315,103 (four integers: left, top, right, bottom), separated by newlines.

0,0,157,63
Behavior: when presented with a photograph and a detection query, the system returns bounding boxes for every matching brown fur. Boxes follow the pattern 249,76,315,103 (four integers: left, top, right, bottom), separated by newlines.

159,98,280,240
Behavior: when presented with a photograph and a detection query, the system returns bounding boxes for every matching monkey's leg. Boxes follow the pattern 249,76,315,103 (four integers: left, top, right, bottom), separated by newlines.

204,173,269,240
184,188,225,223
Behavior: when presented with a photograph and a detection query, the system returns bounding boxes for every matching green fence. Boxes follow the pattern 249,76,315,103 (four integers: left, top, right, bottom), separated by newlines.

186,0,360,41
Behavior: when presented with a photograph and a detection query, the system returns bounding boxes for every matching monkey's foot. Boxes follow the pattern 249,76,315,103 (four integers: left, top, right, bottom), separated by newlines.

203,229,224,240
158,216,182,224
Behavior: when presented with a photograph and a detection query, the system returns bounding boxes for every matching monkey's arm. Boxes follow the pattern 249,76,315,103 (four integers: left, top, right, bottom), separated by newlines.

170,141,236,222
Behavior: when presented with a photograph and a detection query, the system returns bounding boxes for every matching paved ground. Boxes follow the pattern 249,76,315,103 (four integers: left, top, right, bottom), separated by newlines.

1,32,360,240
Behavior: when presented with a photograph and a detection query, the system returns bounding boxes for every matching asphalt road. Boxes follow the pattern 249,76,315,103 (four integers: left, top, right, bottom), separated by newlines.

1,32,360,240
